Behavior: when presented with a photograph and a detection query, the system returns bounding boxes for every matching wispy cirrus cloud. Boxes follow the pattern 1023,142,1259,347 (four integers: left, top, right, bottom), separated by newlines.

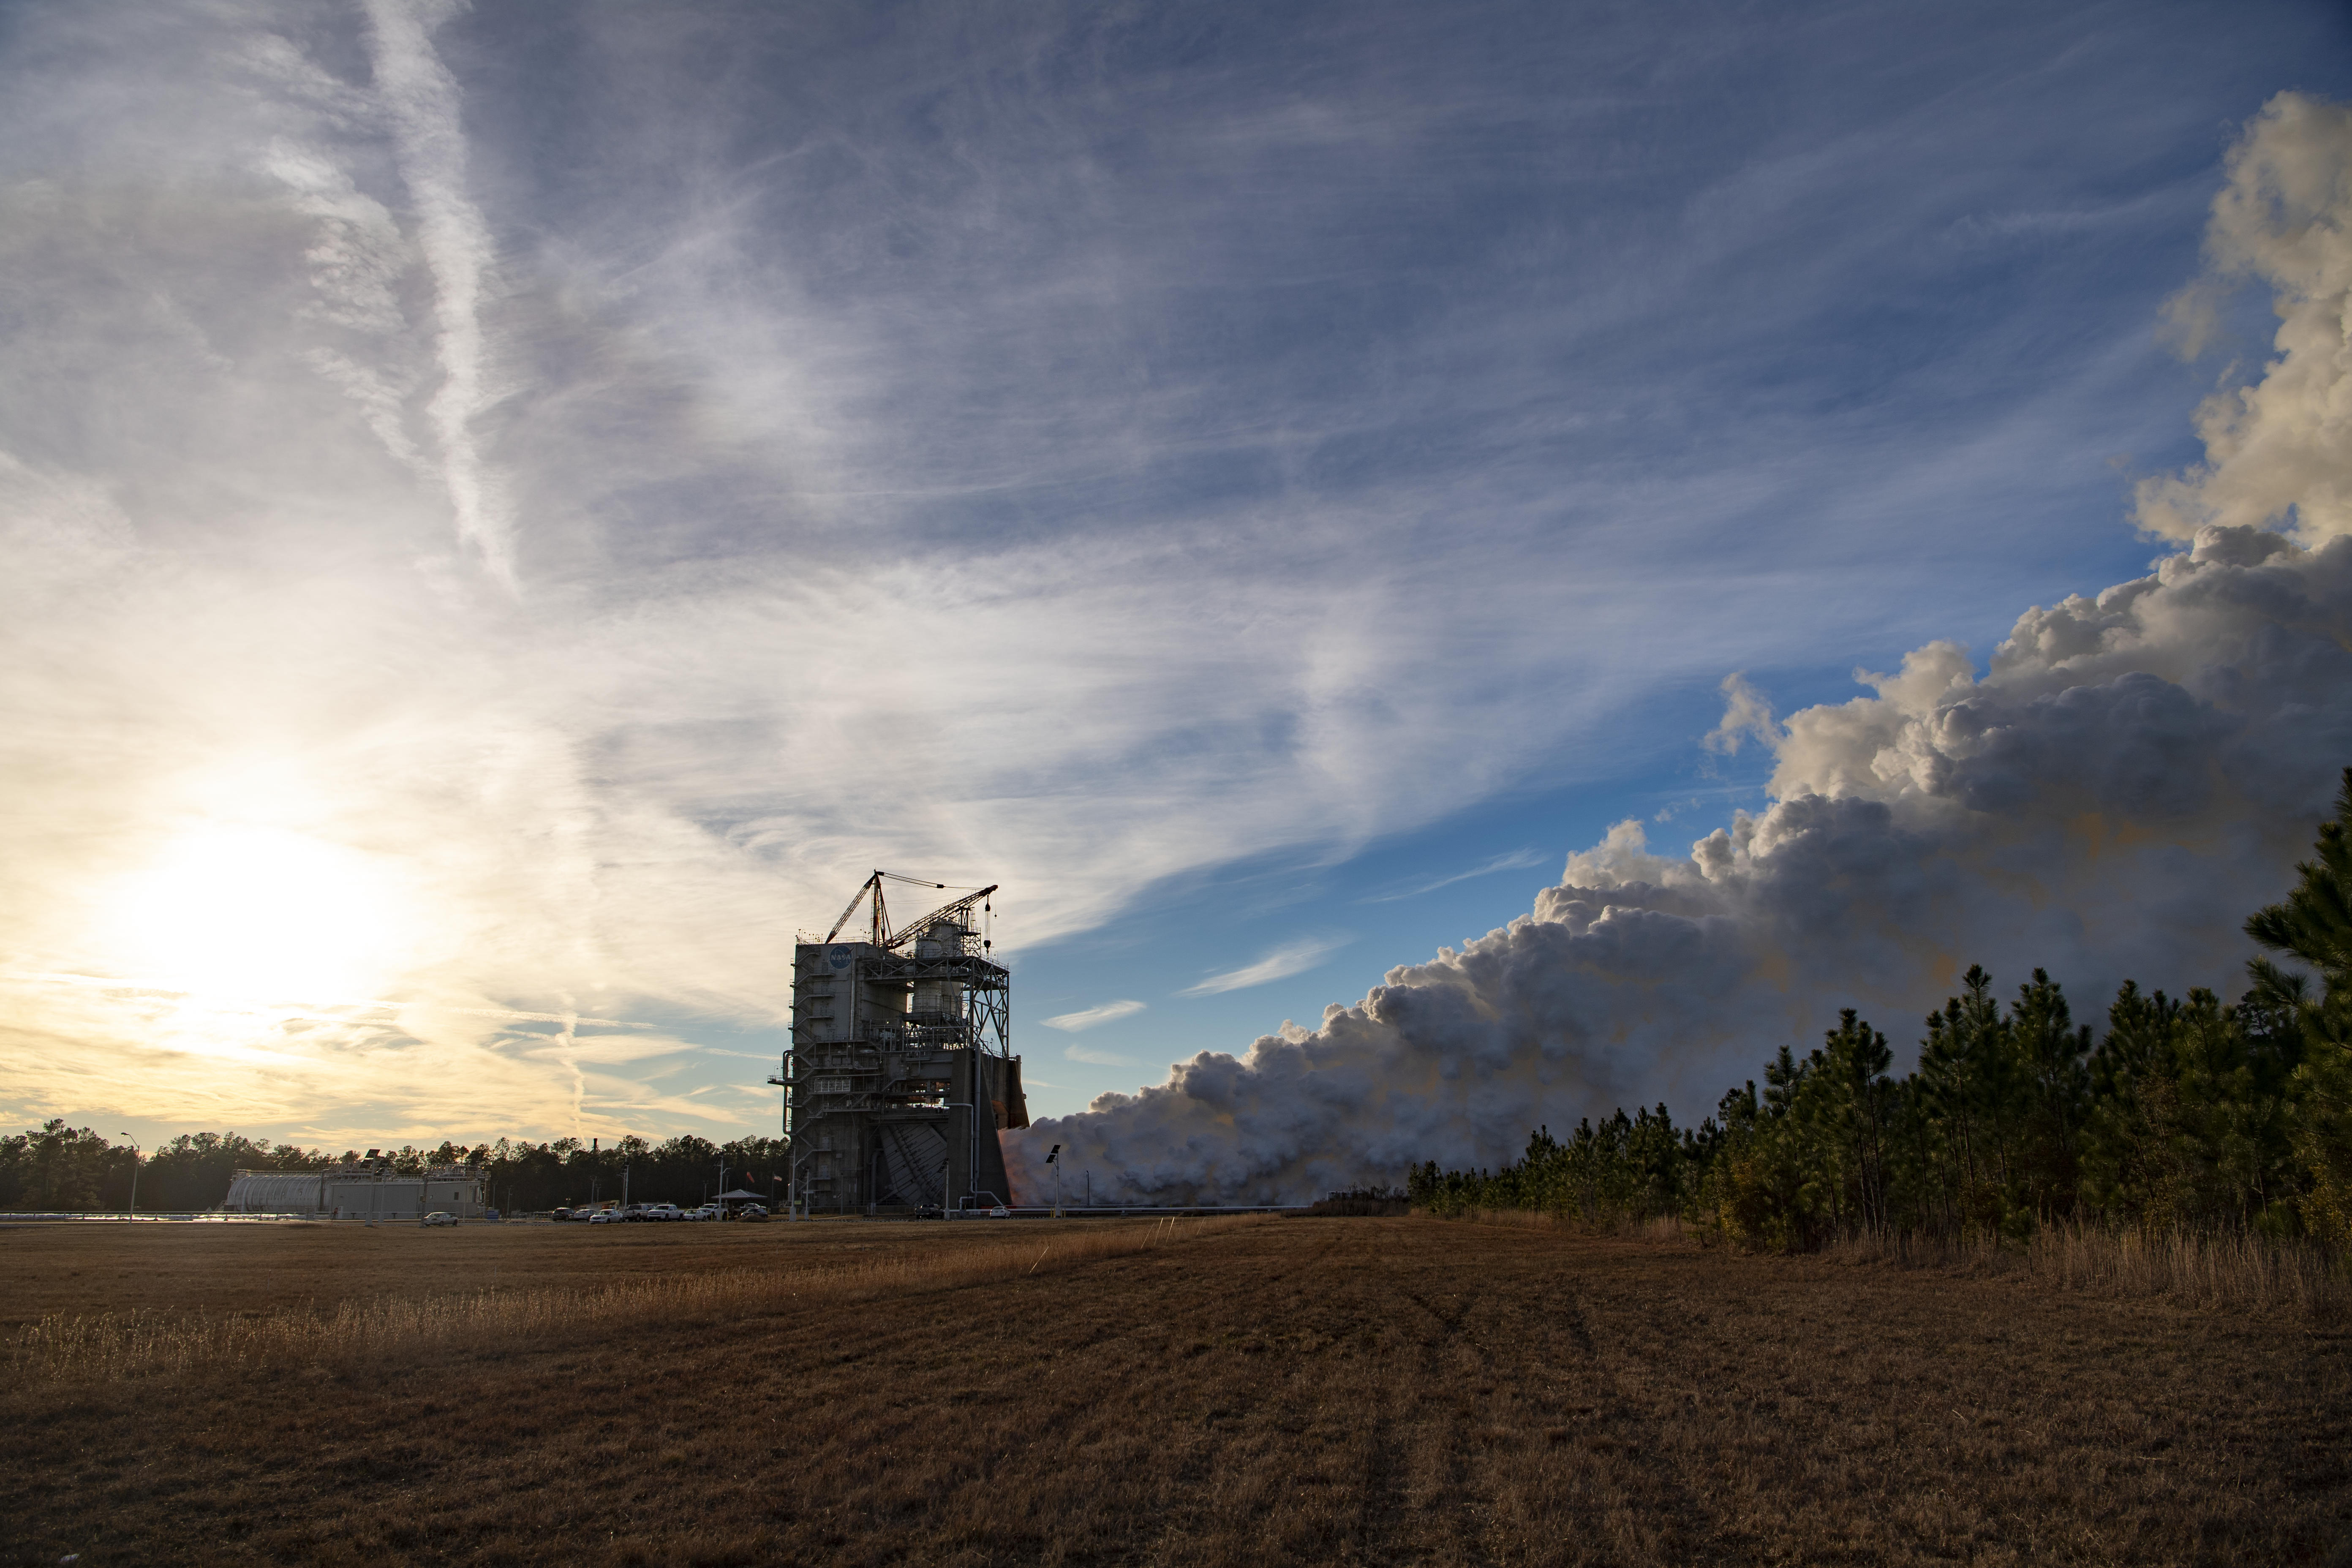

1040,999,1146,1032
359,0,516,586
1360,849,1549,903
1180,938,1348,996
0,3,2340,1149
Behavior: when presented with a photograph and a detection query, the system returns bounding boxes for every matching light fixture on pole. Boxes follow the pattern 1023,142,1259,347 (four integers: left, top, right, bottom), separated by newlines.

120,1135,140,1218
1046,1143,1062,1217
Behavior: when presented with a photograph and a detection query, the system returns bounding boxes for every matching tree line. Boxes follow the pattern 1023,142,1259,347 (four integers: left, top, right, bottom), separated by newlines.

0,1127,791,1214
1410,770,2352,1254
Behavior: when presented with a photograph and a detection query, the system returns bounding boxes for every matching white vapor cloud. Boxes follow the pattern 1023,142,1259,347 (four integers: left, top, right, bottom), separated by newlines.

1703,673,1778,756
1007,94,2352,1205
2136,94,2352,545
1040,999,1146,1032
1179,939,1349,996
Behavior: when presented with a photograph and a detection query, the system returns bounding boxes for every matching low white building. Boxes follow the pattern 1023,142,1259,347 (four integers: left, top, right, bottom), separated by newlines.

223,1159,486,1219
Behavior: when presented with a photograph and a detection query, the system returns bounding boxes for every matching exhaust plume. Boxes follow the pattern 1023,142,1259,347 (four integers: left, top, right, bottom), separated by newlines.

1007,92,2352,1206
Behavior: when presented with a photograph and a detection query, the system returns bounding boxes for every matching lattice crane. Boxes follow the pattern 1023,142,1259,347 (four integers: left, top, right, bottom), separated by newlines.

821,870,999,950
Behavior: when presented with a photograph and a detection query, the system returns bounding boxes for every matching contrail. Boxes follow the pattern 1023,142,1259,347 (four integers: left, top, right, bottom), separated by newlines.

361,0,516,587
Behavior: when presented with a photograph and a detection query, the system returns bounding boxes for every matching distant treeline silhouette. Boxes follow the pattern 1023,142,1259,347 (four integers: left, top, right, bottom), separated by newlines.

0,1128,789,1214
1410,770,2352,1254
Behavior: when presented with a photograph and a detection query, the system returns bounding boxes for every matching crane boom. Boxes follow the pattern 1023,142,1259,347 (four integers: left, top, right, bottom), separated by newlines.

820,870,960,945
882,884,998,949
821,871,882,945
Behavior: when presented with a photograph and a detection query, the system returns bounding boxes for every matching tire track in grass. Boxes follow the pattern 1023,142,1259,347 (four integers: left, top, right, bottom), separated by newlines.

1445,1227,1737,1566
1398,1282,1495,1555
1332,1224,1425,1566
1169,1218,1369,1563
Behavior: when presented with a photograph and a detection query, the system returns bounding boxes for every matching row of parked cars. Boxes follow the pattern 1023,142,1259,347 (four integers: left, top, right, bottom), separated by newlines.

549,1202,768,1224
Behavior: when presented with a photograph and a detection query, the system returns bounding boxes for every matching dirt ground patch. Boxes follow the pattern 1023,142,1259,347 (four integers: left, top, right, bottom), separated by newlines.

3,1216,2347,1565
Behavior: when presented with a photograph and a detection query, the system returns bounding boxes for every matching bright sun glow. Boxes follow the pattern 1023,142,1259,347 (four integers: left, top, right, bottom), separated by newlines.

102,825,415,1002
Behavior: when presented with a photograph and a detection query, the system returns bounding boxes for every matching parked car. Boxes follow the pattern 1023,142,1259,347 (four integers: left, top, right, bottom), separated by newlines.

587,1207,621,1225
422,1211,459,1227
688,1204,721,1221
732,1203,768,1220
642,1203,684,1222
550,1206,574,1222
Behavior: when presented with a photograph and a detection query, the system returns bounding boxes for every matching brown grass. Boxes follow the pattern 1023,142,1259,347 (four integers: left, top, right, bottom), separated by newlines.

2,1216,2347,1566
1431,1208,2349,1320
5,1216,1260,1386
2028,1220,2347,1317
1814,1220,2350,1319
1435,1208,1687,1243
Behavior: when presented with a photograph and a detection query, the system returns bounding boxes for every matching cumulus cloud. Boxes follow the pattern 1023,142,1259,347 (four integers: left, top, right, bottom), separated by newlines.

2136,93,2352,544
1010,94,2352,1205
1016,522,2352,1203
1179,939,1350,996
1702,673,1778,756
1041,999,1146,1032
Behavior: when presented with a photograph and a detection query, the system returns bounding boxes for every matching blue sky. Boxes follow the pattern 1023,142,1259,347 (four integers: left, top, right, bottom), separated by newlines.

1,0,2347,1148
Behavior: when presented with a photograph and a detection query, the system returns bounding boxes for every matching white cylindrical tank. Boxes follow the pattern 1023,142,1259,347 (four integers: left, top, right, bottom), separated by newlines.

221,1172,327,1213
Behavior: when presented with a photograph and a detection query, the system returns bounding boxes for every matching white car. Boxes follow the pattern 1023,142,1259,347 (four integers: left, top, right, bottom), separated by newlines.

587,1208,621,1224
422,1211,459,1227
642,1203,684,1222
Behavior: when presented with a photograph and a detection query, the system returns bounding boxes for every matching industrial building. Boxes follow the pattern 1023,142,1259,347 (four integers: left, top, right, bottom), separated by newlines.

222,1155,487,1219
776,872,1026,1215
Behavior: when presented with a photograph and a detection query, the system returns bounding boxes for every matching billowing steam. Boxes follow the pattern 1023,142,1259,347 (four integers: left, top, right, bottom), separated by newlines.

1006,93,2352,1206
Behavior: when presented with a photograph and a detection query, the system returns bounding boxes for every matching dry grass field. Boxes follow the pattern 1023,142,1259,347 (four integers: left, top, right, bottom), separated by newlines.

3,1215,2347,1567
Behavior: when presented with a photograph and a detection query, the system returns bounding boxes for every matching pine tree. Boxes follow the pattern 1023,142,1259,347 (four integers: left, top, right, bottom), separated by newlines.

2007,969,2090,1218
1917,966,2021,1237
2245,766,2352,1247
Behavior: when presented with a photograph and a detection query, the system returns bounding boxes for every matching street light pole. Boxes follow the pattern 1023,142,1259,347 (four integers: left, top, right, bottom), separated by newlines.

120,1135,140,1218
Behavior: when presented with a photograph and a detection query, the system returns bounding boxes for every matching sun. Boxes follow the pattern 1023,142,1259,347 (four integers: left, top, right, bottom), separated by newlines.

101,825,416,1002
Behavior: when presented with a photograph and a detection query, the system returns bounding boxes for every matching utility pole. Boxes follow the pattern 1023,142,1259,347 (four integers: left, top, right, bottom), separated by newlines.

120,1135,140,1217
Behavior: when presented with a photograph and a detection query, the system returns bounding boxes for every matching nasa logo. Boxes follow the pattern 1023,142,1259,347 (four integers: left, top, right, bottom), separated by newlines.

828,944,853,970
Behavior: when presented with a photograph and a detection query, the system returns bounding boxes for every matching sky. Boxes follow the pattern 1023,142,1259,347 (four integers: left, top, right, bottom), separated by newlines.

2,0,2349,1173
